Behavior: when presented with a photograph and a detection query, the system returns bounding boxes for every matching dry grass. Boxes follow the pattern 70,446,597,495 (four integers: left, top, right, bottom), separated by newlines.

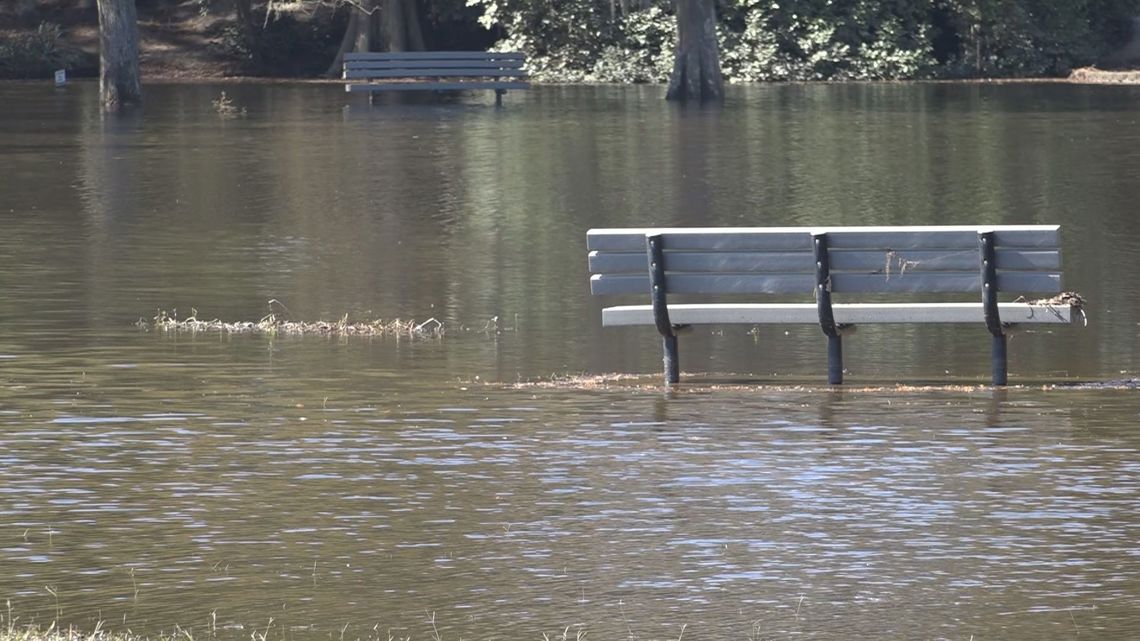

140,309,446,339
0,624,169,641
1068,66,1140,84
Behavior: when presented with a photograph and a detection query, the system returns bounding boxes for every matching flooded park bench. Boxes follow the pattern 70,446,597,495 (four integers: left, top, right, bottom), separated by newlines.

342,51,529,105
587,225,1084,386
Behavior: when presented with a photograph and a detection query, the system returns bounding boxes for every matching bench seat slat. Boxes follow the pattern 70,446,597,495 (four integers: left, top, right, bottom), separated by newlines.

346,81,530,93
586,226,1060,252
601,303,1077,326
591,271,1061,295
588,249,1061,274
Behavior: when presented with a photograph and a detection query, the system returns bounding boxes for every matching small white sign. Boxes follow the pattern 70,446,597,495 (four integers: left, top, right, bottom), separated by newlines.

54,69,67,86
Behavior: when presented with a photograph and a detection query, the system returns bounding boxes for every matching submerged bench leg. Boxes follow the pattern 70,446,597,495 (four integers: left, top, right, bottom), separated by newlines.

991,333,1008,386
827,334,843,385
663,334,679,385
495,89,506,106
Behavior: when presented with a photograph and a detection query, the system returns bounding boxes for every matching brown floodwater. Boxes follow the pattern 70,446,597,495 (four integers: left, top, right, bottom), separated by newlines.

0,81,1138,640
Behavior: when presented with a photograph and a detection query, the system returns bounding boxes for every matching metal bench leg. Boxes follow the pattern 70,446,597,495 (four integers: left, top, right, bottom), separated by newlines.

991,333,1008,386
646,234,679,386
814,232,844,385
663,334,679,385
980,231,1007,386
495,89,505,106
827,334,843,385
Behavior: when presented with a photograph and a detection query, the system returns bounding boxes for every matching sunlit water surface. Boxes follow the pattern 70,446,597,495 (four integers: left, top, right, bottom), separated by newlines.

1,82,1138,640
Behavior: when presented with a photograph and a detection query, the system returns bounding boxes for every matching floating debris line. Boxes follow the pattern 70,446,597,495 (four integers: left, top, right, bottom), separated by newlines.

141,309,446,338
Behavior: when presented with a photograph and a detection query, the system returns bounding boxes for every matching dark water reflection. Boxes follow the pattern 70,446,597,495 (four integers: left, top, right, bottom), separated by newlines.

1,82,1138,639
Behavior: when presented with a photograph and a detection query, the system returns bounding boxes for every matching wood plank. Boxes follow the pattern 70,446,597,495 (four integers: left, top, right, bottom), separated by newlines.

346,81,530,93
823,228,1058,250
586,226,1060,252
831,271,1061,294
601,302,1076,326
345,60,525,72
591,271,1060,295
591,273,816,295
587,229,811,252
588,248,1060,274
588,250,815,274
344,52,524,61
344,69,527,80
830,248,1060,271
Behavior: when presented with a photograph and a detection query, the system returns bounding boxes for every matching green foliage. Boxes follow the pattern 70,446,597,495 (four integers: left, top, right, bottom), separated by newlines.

0,22,81,79
468,0,1140,82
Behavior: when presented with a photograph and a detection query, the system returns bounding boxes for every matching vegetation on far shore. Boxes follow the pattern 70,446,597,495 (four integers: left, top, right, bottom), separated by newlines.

2,1,1139,84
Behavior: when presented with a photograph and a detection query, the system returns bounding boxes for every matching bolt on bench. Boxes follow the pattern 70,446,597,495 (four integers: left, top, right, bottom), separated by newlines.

343,51,529,105
587,225,1083,385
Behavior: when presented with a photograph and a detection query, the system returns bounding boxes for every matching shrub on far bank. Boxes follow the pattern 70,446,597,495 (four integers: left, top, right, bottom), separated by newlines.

0,22,86,79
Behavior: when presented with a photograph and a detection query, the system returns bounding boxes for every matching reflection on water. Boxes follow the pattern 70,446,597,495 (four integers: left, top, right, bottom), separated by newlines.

1,82,1138,639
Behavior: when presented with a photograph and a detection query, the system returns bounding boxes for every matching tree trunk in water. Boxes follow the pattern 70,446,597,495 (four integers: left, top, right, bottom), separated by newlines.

665,0,723,102
381,0,426,52
402,0,426,51
96,0,142,110
382,0,406,52
325,0,379,77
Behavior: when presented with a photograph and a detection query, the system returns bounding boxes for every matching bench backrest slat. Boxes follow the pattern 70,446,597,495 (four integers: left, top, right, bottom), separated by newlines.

586,225,1059,251
589,248,1060,274
344,52,525,61
345,60,526,71
345,68,527,80
587,226,1062,296
590,271,1061,295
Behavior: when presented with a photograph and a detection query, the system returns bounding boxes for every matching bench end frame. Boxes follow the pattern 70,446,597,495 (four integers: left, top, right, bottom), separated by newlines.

980,231,1008,386
647,234,680,385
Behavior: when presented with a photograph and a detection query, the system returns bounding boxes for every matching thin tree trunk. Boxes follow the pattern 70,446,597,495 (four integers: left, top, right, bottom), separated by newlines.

96,0,142,110
666,0,723,102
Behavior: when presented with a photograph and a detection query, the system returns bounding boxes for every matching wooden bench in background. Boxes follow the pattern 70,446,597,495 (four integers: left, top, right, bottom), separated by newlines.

343,51,529,105
587,225,1083,385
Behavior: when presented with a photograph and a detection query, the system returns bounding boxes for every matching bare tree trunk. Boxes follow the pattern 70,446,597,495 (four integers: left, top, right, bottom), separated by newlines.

96,0,142,110
666,0,723,102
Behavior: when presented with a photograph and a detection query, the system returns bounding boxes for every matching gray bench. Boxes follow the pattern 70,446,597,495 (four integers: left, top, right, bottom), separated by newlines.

587,225,1082,385
343,51,528,104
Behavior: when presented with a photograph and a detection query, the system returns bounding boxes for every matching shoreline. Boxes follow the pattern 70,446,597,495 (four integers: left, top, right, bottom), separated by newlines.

7,71,1138,86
